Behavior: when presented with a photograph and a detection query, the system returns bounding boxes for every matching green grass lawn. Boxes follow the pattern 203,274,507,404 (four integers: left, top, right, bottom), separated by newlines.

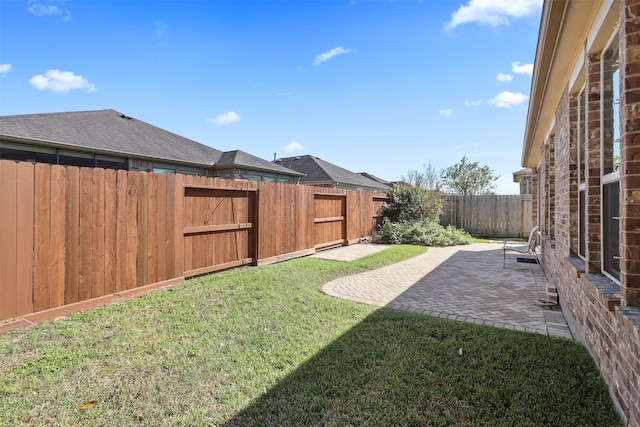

0,245,623,426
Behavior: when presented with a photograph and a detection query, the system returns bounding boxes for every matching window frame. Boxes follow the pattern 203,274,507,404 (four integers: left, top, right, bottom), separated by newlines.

600,30,621,283
577,86,587,259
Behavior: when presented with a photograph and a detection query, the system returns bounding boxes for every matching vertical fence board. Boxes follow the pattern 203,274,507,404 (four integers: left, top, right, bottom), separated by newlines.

156,174,168,281
115,170,128,292
183,176,193,273
0,161,18,319
137,172,148,287
104,169,117,295
173,173,184,277
49,165,66,308
78,168,93,301
33,164,51,311
125,172,138,290
147,173,158,284
91,168,105,298
16,162,34,316
64,166,80,304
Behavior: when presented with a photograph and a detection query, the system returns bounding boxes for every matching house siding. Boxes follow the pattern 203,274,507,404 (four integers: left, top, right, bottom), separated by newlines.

530,1,640,424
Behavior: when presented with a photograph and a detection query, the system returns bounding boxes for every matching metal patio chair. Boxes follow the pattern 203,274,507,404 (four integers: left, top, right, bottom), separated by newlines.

503,226,540,268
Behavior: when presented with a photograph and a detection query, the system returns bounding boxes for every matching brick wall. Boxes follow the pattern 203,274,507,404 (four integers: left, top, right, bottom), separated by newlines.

536,3,640,424
621,0,640,306
554,88,573,258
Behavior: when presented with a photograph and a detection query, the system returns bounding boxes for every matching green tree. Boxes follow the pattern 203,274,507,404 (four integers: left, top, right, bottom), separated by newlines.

401,162,442,191
440,156,499,196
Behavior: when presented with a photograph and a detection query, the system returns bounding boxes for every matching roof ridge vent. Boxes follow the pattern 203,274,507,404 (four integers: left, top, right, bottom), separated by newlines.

119,113,133,120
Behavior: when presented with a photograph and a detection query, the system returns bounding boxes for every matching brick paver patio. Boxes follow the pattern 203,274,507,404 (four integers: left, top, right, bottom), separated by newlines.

318,243,573,339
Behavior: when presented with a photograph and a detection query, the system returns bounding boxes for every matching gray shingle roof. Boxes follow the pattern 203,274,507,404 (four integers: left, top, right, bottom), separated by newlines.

217,150,305,177
358,172,392,186
0,109,222,167
0,110,305,177
274,155,390,190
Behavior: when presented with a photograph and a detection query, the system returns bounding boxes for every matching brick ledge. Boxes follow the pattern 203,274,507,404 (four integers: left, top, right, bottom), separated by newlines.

616,306,640,338
565,256,586,278
582,273,621,312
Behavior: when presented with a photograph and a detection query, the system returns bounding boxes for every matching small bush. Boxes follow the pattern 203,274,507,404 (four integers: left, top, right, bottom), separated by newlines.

384,185,443,223
375,219,472,247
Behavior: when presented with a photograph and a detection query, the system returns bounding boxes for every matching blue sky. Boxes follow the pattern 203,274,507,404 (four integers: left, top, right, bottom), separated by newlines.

0,0,542,193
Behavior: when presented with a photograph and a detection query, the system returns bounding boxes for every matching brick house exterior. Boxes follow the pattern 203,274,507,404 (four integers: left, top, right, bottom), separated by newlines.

523,1,640,424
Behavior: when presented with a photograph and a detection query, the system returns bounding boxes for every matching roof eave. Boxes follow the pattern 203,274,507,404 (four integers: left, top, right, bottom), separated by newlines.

0,134,217,169
522,0,568,168
214,163,306,177
522,0,617,168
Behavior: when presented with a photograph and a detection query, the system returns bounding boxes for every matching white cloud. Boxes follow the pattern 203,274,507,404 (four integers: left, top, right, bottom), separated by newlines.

488,91,528,108
28,0,71,22
313,47,352,66
0,64,12,75
283,141,304,152
512,61,534,75
464,99,482,107
29,69,96,93
207,111,241,125
446,0,542,29
497,72,513,82
439,108,453,117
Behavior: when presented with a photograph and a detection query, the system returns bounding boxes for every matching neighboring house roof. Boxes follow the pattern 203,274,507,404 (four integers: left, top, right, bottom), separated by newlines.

358,172,392,186
512,168,532,183
274,155,390,191
0,109,222,167
216,150,305,177
0,109,301,177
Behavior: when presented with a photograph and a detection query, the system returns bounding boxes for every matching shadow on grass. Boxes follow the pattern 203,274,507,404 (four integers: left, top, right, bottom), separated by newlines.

224,307,622,426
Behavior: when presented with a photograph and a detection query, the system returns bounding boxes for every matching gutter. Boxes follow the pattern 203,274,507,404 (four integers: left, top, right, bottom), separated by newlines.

1,134,217,169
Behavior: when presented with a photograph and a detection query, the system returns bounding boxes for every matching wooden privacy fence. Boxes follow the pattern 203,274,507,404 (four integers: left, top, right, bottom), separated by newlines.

440,194,533,238
0,161,387,324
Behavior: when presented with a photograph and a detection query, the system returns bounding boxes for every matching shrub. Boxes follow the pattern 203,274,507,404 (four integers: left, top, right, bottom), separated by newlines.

375,219,472,247
383,185,443,223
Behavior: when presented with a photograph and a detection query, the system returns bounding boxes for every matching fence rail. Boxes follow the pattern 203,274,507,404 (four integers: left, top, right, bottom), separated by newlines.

441,194,533,238
0,161,387,324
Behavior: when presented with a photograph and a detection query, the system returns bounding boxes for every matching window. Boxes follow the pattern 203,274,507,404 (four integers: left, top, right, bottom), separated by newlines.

578,87,586,258
153,167,176,174
601,31,621,281
96,154,127,170
0,143,56,164
58,149,95,168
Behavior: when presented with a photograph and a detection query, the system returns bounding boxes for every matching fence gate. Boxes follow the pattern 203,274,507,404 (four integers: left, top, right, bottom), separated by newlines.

182,178,257,278
313,191,346,249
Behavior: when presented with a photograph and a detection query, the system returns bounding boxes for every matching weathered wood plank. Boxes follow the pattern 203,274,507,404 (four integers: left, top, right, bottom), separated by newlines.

104,169,117,295
16,162,34,316
115,169,128,292
147,172,158,284
33,163,51,311
91,168,105,298
136,172,148,287
49,165,65,307
156,173,168,281
0,161,18,320
125,171,138,290
78,167,93,301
